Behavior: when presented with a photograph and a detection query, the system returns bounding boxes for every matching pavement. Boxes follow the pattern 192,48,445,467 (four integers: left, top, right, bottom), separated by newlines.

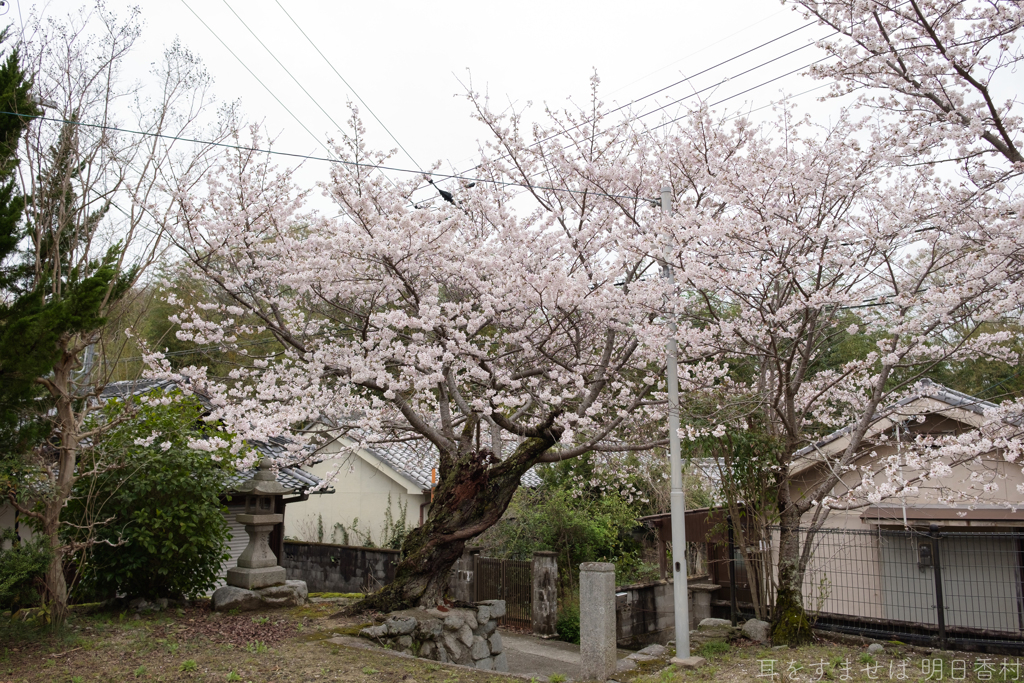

500,631,636,680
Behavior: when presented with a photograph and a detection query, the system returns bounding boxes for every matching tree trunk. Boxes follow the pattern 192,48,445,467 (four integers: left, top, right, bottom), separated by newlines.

42,499,68,627
355,435,555,612
771,506,813,646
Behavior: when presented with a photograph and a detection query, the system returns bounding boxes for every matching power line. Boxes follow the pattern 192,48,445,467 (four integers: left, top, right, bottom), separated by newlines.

180,0,336,162
411,22,827,200
1,111,656,203
218,0,400,191
271,0,425,173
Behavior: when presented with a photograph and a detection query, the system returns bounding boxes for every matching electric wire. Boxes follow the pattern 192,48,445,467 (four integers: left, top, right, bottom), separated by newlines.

434,21,823,187
180,0,336,163
411,31,834,202
218,0,400,190
271,0,424,173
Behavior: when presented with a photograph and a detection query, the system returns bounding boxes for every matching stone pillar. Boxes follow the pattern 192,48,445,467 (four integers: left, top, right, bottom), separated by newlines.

580,562,616,681
532,551,557,635
450,547,479,604
687,583,721,627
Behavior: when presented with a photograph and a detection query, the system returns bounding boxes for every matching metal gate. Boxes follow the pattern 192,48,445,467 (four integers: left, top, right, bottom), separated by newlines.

474,557,531,629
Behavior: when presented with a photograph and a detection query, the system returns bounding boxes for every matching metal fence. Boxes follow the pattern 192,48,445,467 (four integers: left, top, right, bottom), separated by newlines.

474,557,532,629
730,526,1024,652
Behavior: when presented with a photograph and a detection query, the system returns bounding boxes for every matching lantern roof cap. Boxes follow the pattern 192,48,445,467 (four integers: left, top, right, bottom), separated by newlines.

234,458,294,496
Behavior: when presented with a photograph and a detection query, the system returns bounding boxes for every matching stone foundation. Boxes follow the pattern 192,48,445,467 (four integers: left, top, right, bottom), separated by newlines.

211,579,308,612
359,600,507,672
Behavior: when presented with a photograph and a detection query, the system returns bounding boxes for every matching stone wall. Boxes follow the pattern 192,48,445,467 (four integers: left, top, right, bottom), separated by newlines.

359,600,507,672
281,541,399,593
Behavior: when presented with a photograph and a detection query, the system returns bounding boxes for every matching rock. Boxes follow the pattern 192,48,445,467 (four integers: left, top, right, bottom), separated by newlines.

464,611,479,630
436,644,449,663
397,635,414,649
458,623,475,648
155,598,169,610
444,612,465,631
359,625,388,639
627,653,658,662
476,656,494,670
616,659,638,673
386,617,418,636
283,579,308,601
476,619,497,637
257,582,306,608
211,586,263,612
477,605,491,623
470,636,490,660
636,643,667,657
741,618,771,643
488,632,503,654
698,618,732,629
867,643,884,654
443,632,464,661
416,618,443,639
480,599,506,618
419,641,434,659
493,651,508,672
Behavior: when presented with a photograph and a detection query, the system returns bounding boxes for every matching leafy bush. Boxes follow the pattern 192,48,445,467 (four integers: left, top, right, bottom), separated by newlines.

476,484,644,593
555,602,580,644
66,391,240,600
0,528,50,611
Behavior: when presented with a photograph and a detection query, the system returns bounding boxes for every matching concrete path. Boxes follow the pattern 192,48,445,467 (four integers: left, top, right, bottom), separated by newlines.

500,631,635,681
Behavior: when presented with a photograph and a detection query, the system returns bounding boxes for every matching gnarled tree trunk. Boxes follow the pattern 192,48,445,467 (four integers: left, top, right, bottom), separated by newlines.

356,435,556,612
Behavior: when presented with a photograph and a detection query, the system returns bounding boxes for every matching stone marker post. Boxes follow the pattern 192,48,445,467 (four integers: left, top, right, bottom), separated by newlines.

580,562,616,681
532,551,557,636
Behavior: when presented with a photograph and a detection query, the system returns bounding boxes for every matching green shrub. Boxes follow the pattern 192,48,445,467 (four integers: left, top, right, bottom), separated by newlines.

555,602,580,644
65,391,241,600
0,529,50,611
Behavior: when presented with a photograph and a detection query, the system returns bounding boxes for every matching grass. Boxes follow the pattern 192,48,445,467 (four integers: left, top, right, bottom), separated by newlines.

0,600,513,683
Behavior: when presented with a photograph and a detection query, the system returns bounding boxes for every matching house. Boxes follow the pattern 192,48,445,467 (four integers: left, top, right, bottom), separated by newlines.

786,380,1024,636
285,434,543,547
641,381,1024,643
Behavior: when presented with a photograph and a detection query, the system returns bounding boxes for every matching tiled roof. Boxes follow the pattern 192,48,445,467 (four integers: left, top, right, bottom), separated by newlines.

356,437,543,491
793,379,1000,459
103,380,542,493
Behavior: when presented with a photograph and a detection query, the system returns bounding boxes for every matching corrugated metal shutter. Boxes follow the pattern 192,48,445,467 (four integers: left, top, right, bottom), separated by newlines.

212,503,250,591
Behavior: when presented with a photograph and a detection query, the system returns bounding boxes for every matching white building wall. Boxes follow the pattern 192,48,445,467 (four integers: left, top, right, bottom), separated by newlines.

285,440,427,547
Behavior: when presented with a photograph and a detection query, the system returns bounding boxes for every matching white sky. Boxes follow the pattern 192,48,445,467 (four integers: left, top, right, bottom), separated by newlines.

13,0,847,208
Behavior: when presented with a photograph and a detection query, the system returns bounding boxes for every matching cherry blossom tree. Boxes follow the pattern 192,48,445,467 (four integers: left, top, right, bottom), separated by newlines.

164,100,689,610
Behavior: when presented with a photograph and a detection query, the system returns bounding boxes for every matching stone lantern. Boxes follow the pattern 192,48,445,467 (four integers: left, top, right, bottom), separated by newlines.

226,458,294,590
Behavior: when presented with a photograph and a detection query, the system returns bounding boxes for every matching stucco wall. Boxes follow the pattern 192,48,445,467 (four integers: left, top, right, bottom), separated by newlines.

285,439,428,546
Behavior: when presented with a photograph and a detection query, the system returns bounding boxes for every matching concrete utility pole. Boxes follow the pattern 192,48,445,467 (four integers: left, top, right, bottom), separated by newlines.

661,185,691,660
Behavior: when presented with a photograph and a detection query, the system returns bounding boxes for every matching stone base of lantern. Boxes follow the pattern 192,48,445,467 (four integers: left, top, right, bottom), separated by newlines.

226,565,287,590
212,579,308,612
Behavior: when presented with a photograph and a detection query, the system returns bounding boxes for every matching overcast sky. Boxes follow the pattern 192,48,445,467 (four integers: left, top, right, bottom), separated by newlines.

14,0,847,206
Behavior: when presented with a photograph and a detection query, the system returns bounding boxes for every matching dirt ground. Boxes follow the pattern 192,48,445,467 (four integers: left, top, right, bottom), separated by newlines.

662,637,1024,683
0,598,510,683
2,600,1021,682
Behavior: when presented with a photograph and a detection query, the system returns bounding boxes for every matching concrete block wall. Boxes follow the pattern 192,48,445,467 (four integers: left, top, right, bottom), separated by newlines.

281,541,399,593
